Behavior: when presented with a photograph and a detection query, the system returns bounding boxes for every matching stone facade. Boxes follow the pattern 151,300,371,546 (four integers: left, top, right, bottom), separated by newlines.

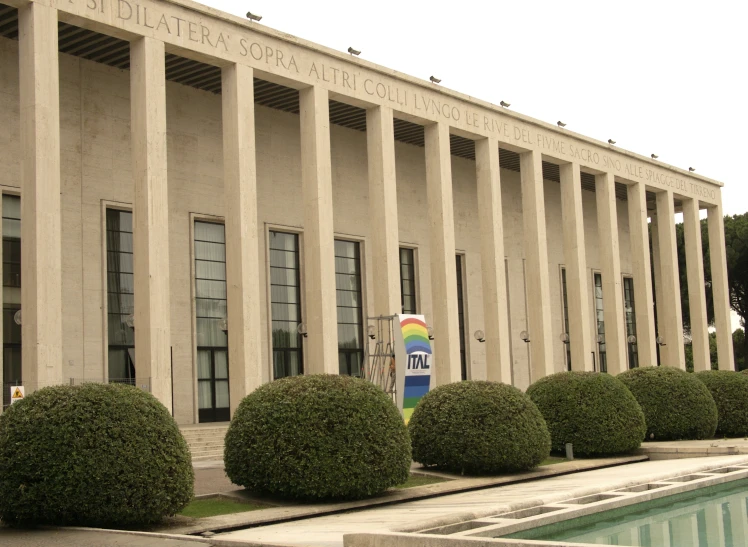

0,0,733,424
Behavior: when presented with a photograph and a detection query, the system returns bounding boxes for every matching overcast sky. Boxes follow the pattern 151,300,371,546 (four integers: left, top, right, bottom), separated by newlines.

206,0,745,328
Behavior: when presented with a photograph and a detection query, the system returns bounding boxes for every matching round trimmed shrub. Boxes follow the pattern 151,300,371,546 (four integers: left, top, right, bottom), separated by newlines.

0,383,193,527
695,370,748,437
408,381,550,474
617,366,717,441
527,372,646,456
224,374,411,500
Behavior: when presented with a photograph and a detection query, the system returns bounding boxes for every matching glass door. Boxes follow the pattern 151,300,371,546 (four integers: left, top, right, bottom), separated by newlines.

197,348,230,423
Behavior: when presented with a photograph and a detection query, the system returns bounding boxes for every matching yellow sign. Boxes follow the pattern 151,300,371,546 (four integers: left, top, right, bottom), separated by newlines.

10,386,24,404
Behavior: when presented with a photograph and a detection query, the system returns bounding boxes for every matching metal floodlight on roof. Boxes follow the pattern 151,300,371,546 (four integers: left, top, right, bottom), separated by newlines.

500,101,511,108
429,75,441,84
689,167,696,172
246,11,262,22
651,153,659,159
347,47,361,56
557,121,566,127
608,139,616,145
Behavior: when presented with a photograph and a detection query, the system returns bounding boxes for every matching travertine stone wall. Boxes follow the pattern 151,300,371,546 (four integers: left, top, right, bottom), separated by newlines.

0,36,636,423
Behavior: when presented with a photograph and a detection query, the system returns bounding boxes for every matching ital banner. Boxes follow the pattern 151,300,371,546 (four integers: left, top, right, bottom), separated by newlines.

393,314,433,424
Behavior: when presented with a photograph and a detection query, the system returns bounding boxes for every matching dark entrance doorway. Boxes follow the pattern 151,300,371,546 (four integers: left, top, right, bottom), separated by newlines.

197,348,229,423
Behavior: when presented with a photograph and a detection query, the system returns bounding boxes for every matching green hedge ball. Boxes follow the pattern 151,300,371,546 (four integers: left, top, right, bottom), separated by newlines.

527,371,646,456
695,370,748,437
618,366,717,441
0,383,194,527
224,374,411,500
408,381,551,474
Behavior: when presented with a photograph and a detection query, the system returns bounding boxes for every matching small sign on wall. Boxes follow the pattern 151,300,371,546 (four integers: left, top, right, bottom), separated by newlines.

10,386,24,404
393,315,433,424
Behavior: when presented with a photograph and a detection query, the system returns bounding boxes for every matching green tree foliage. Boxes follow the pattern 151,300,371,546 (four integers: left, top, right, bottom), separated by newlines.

527,372,646,456
0,384,194,527
672,213,748,368
408,381,550,474
224,374,411,500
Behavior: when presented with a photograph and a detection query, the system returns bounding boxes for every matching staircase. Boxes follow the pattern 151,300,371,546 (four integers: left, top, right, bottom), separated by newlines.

181,424,229,462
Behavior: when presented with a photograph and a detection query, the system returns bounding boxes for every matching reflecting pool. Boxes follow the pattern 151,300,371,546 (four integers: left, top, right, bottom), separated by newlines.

507,479,748,547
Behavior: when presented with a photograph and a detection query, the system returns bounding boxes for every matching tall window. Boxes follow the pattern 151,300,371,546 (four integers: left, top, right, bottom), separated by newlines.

399,247,416,314
270,231,303,379
335,240,364,376
561,267,571,371
106,209,135,384
623,277,639,369
456,255,467,380
2,195,21,409
194,221,229,423
594,272,607,373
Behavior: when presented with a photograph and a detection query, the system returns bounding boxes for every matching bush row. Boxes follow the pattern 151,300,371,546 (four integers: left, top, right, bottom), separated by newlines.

4,366,747,529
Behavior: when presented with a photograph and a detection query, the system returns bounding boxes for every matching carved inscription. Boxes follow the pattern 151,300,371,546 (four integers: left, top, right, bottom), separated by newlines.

79,0,717,201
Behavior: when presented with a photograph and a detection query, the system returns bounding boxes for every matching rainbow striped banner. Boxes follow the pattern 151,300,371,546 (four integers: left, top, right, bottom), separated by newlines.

394,315,433,424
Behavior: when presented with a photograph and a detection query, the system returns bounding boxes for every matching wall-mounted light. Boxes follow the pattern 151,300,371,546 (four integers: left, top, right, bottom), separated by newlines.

520,330,530,343
220,318,228,333
559,332,569,344
246,11,262,22
596,334,605,345
13,309,21,326
297,323,308,338
429,76,441,84
367,324,376,340
125,314,134,330
627,334,637,344
427,326,435,340
347,47,361,56
656,336,666,347
474,330,485,343
500,101,511,108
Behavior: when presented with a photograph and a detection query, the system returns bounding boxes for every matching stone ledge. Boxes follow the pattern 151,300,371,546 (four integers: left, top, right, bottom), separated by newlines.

163,455,648,536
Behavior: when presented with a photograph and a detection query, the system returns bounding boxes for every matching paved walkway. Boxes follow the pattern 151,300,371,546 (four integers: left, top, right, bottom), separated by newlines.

214,455,748,547
193,460,236,497
0,528,211,547
638,437,748,459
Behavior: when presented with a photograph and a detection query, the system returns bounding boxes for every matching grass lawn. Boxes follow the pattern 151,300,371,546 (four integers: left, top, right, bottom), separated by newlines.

179,498,267,518
539,456,568,466
394,474,449,489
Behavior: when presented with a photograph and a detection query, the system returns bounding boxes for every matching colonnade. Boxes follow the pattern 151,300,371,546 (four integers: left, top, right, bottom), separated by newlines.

14,1,735,414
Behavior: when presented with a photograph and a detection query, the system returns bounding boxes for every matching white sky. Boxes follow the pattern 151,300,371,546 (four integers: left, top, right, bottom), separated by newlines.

204,0,745,329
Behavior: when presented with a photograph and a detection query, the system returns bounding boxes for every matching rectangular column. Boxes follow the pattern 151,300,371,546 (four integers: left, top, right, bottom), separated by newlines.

475,138,511,383
559,163,593,371
299,86,338,374
708,202,735,370
19,2,63,390
595,172,627,374
222,63,263,412
131,37,172,406
520,150,554,380
424,122,461,385
683,197,710,371
627,182,658,367
367,106,401,317
655,191,686,368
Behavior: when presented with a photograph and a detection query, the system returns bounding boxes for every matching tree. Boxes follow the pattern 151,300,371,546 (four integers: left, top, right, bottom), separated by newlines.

671,213,748,368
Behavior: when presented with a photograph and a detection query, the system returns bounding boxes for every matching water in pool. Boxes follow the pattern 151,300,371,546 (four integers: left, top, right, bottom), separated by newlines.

507,478,748,547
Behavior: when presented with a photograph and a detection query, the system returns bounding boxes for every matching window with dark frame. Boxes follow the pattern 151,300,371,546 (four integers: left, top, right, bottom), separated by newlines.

594,272,607,373
561,267,572,371
194,221,230,423
399,247,416,314
105,209,135,385
623,276,639,369
335,240,364,377
456,254,467,380
2,195,21,409
269,231,304,379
